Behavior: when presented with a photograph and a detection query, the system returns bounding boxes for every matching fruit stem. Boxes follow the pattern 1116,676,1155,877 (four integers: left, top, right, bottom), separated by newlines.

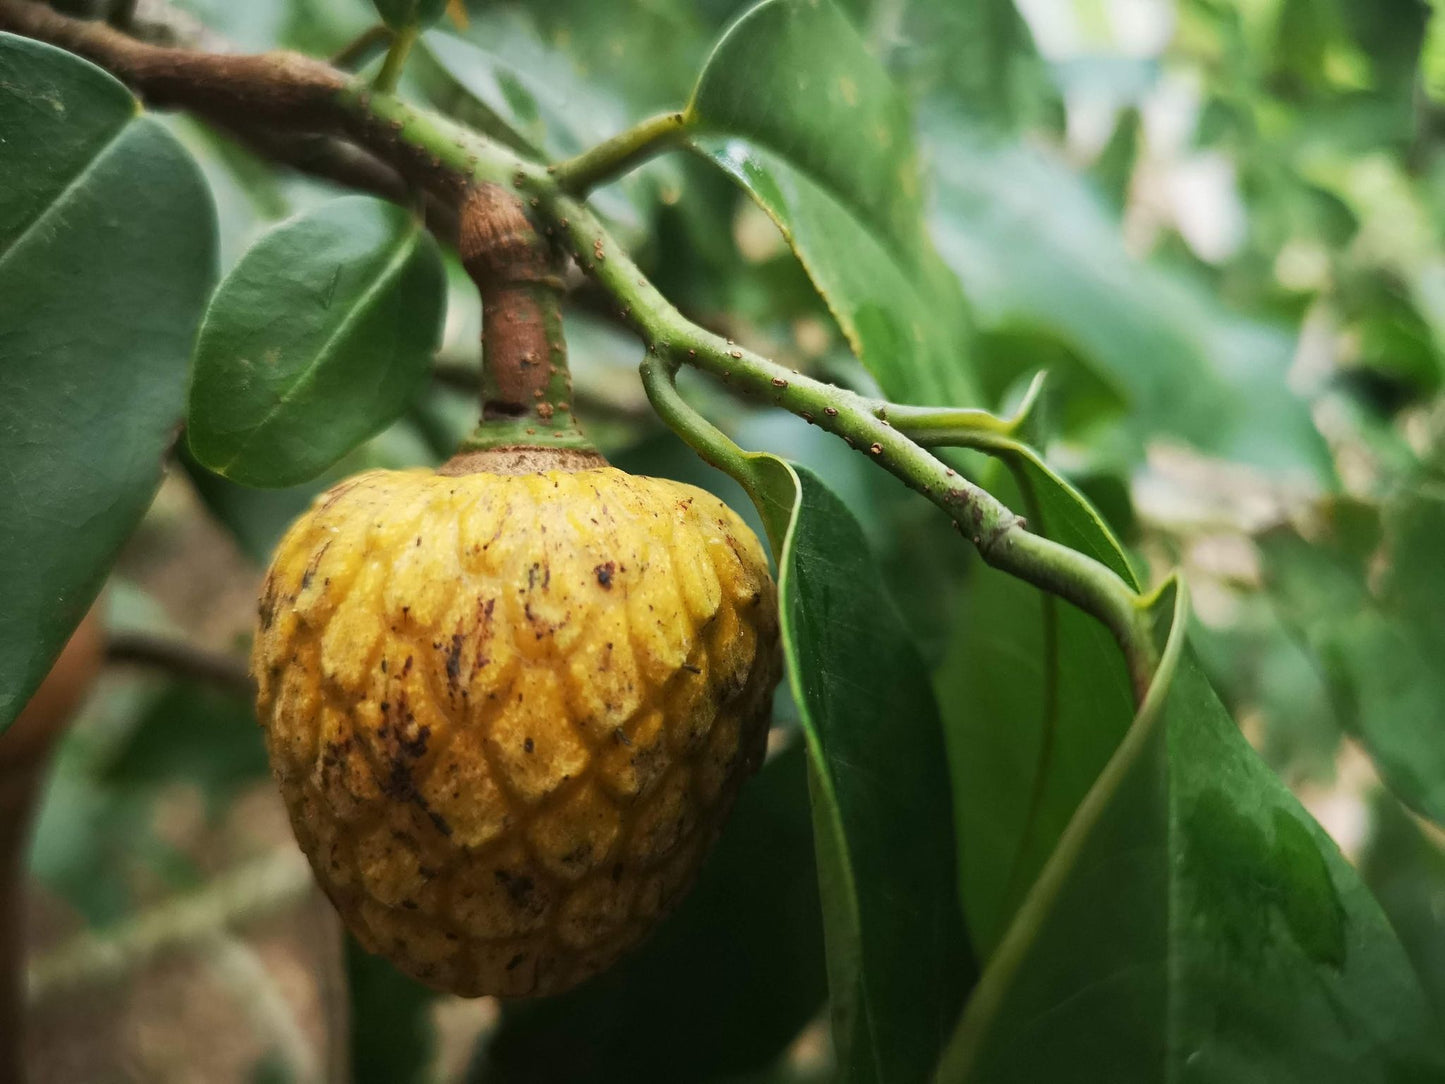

455,184,593,454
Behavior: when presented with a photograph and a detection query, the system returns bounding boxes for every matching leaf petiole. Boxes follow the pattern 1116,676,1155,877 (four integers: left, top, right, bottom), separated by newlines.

371,20,418,95
550,110,693,194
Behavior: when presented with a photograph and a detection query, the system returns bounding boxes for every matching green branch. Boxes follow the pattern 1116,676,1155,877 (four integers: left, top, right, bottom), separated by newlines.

533,192,1160,699
0,2,1163,702
369,102,1162,696
550,110,692,194
639,355,759,486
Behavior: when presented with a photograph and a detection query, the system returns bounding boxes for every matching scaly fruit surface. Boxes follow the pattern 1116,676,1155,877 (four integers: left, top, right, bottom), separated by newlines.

252,464,779,997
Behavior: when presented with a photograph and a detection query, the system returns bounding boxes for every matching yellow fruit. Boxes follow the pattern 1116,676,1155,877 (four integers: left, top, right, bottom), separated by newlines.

252,458,780,997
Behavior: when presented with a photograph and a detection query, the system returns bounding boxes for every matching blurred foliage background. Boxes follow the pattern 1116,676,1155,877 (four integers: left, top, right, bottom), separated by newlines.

13,0,1445,1079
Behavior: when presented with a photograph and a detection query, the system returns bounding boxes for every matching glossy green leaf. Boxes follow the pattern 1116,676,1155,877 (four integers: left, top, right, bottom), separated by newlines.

748,458,974,1082
187,195,446,488
0,34,216,734
940,584,1445,1081
476,741,826,1083
1262,489,1445,827
688,0,979,408
691,0,922,264
927,124,1333,479
938,447,1139,956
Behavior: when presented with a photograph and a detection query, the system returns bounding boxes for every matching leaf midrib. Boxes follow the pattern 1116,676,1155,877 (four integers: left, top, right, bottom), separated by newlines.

215,225,420,475
0,119,132,274
694,142,961,408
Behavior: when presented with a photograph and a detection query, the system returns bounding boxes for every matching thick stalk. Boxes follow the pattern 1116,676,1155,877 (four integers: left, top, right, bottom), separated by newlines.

451,183,592,456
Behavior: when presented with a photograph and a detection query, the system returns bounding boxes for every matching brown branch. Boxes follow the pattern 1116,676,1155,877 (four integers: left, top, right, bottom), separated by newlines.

106,633,254,698
218,123,459,241
0,0,467,235
0,1,345,125
458,184,570,421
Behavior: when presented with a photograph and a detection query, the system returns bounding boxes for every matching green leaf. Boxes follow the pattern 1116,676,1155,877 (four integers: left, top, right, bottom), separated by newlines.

346,935,438,1084
940,584,1445,1081
423,20,630,162
0,34,216,734
1262,489,1445,828
897,0,1060,131
928,124,1333,479
1360,792,1445,1020
1188,593,1344,785
101,679,267,815
372,0,447,32
476,741,826,1083
748,458,974,1082
421,19,656,229
691,0,921,265
688,0,979,408
187,195,446,488
937,449,1140,957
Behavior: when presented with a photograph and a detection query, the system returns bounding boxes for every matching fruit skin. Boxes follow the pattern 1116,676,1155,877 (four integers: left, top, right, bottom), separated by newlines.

252,464,780,997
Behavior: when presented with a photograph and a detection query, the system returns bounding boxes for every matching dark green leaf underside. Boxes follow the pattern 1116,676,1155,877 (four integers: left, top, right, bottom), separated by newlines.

753,457,973,1083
